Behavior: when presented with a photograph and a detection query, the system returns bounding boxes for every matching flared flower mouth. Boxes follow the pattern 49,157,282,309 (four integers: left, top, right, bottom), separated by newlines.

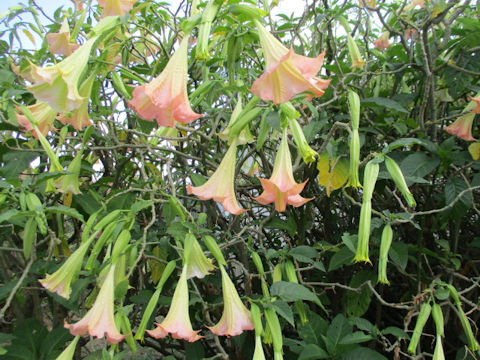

15,102,57,138
46,19,80,56
146,265,202,342
98,0,138,18
250,21,330,104
187,137,247,215
207,265,254,337
128,35,202,127
64,264,126,344
470,96,480,114
445,112,476,141
253,129,313,212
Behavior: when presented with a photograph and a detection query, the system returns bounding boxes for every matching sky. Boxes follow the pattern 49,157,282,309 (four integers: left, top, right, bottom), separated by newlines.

0,0,303,48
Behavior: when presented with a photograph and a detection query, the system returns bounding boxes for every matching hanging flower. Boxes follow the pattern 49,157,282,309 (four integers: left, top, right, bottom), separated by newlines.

374,31,391,50
147,265,202,342
56,72,95,130
27,36,97,113
128,35,202,128
208,265,254,336
253,129,313,212
444,112,476,141
470,96,480,114
54,150,83,196
65,263,126,344
250,20,330,104
187,137,247,215
46,19,80,56
15,101,56,138
39,238,91,299
184,233,215,279
98,0,138,18
404,0,425,11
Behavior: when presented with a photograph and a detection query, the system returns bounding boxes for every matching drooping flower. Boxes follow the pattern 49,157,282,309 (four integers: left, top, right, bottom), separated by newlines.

444,112,476,141
470,96,480,114
147,265,202,342
184,232,215,279
46,19,80,57
56,72,95,130
15,101,56,138
128,35,202,128
65,263,126,344
404,0,425,11
250,20,330,104
187,137,247,215
98,0,138,17
208,265,254,336
374,31,391,50
253,128,313,212
27,36,97,112
54,150,83,196
39,238,90,298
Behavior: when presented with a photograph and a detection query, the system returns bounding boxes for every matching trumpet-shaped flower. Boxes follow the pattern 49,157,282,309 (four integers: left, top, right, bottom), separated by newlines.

98,0,138,18
374,31,391,50
253,129,313,212
250,20,330,104
46,19,80,56
65,263,126,344
39,238,92,299
15,101,56,138
208,265,254,336
471,96,480,114
27,36,97,113
444,112,476,141
187,137,247,215
54,150,83,196
128,36,202,128
147,265,202,342
184,233,215,279
56,73,95,130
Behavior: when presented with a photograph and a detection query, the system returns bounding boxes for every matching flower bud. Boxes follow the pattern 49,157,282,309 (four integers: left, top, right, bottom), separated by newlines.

272,263,282,283
250,303,264,336
431,303,444,337
377,224,393,284
111,229,131,264
433,335,445,360
264,308,283,358
346,129,362,188
385,156,416,208
354,201,372,264
203,235,227,266
252,251,265,275
362,160,379,202
348,90,360,130
196,0,224,60
456,303,479,351
287,117,318,165
408,302,432,354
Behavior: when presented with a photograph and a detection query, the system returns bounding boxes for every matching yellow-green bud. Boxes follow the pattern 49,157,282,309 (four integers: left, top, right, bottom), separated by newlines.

196,0,224,60
456,304,479,351
354,201,372,264
385,156,416,208
264,308,283,356
287,117,318,165
362,160,379,202
272,263,283,283
250,303,264,336
203,235,227,266
377,224,393,284
347,129,362,188
432,303,444,337
252,251,265,275
111,229,131,264
408,302,432,354
284,260,298,283
348,90,360,130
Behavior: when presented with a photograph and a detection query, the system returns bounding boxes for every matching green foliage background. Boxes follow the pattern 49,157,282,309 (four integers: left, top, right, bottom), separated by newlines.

0,0,479,359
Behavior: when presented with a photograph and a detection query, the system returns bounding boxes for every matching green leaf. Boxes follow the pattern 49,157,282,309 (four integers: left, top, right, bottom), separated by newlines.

381,326,410,340
362,97,408,113
328,246,354,272
339,331,373,345
265,216,297,238
45,206,84,222
400,153,440,183
271,281,322,306
289,246,318,263
298,310,329,345
267,300,295,326
389,242,408,271
325,314,352,355
0,151,39,178
344,271,376,317
39,326,71,360
0,209,19,223
388,138,432,151
299,344,329,360
341,347,388,360
445,177,472,209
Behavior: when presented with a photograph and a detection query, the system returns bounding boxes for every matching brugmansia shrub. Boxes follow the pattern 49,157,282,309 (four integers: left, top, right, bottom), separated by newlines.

0,0,479,359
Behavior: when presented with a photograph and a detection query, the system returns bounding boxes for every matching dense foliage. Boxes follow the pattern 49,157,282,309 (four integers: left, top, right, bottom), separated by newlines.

0,0,479,359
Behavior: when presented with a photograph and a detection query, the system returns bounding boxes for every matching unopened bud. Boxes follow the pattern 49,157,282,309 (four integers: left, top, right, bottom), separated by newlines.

408,302,432,354
385,156,416,207
377,224,393,284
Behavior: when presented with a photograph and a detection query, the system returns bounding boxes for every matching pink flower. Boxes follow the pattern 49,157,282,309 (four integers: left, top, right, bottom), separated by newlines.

253,129,313,212
445,112,476,141
46,19,80,57
65,264,126,344
250,21,330,104
374,31,391,50
470,96,480,114
187,137,247,215
128,36,202,128
98,0,138,17
404,0,425,10
208,265,254,337
28,37,96,112
147,265,202,342
15,101,57,138
39,238,92,299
